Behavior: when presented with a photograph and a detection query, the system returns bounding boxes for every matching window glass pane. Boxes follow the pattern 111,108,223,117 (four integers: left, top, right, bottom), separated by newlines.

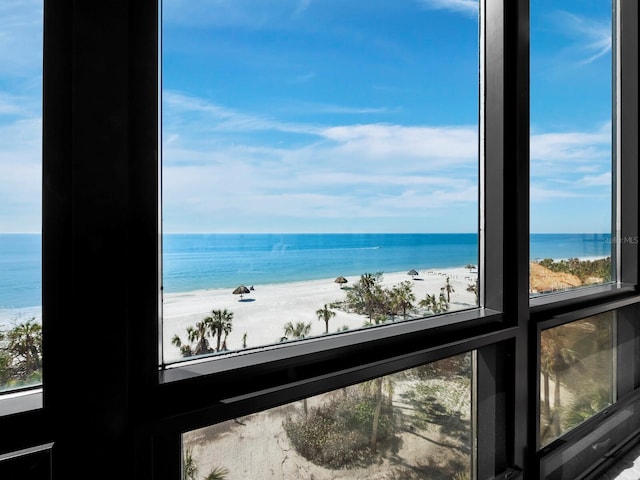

182,352,473,479
530,1,614,295
539,312,614,447
0,1,43,392
162,1,480,364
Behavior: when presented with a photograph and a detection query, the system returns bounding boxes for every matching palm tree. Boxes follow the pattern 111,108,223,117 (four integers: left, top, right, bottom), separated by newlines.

444,276,455,303
419,292,449,315
540,327,580,441
221,319,233,351
183,447,198,480
189,320,213,355
466,280,479,302
172,319,214,357
171,334,194,357
370,376,384,451
390,281,415,320
281,321,312,341
361,375,395,452
4,319,43,378
438,291,449,312
345,272,386,322
206,309,234,352
316,304,336,333
419,293,435,313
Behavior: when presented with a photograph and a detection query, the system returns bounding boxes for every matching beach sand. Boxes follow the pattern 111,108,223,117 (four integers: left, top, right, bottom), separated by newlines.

184,369,472,479
162,267,478,363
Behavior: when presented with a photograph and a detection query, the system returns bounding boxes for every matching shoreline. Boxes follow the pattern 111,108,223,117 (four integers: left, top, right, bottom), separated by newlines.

1,257,611,357
162,266,478,362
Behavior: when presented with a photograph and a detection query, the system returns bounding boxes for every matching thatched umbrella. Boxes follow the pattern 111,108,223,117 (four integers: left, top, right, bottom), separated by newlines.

233,285,250,300
407,269,419,278
334,276,348,288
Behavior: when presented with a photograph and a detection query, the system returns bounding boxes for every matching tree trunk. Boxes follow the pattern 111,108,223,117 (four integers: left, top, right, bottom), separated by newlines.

370,377,383,451
553,370,562,437
543,371,551,424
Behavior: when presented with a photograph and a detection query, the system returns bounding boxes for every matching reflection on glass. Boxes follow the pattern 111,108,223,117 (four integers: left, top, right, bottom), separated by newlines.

539,313,614,446
0,2,43,392
529,0,614,295
162,2,480,364
183,353,473,479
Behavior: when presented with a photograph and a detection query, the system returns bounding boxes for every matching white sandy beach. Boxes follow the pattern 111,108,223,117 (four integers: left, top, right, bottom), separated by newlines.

162,267,478,363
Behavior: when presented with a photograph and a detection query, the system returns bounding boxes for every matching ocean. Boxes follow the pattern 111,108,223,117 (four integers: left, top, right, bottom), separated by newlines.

0,233,612,311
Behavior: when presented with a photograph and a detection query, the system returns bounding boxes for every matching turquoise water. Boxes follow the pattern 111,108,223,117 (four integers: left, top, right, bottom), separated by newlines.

0,233,612,310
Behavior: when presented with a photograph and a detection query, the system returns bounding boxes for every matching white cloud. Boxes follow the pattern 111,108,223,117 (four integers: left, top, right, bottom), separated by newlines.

161,90,479,231
163,90,322,136
321,124,477,164
551,11,612,65
530,124,611,164
578,171,611,187
0,92,39,117
530,186,582,202
416,0,478,18
161,92,618,231
0,155,41,232
0,0,43,78
0,118,41,156
162,120,478,231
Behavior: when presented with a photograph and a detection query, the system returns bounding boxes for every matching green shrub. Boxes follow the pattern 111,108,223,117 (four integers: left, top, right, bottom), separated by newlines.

284,391,396,469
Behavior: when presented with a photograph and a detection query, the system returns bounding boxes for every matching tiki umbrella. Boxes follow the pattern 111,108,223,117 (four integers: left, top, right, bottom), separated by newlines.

334,276,348,288
407,269,419,278
233,285,250,300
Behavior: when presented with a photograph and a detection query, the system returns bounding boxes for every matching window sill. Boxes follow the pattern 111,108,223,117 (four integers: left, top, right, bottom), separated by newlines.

530,282,638,319
160,307,503,384
0,388,43,418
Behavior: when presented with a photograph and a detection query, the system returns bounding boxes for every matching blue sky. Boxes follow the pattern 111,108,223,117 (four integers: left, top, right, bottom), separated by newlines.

0,0,613,234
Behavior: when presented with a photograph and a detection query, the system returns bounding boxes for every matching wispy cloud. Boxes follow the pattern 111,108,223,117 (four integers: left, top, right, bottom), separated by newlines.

530,122,611,209
578,171,611,187
0,92,39,117
162,94,478,231
0,117,41,232
416,0,478,18
163,91,322,136
530,122,612,207
530,186,583,202
0,1,42,232
162,0,312,29
276,99,394,117
553,11,612,65
292,0,312,19
0,117,41,156
530,123,611,165
0,0,43,78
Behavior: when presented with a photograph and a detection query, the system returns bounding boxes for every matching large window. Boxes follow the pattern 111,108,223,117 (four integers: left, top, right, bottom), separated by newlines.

0,2,638,480
529,0,614,296
0,1,43,392
161,1,480,365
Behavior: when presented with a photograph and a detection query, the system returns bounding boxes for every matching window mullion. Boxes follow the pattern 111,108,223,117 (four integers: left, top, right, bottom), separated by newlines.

483,0,531,473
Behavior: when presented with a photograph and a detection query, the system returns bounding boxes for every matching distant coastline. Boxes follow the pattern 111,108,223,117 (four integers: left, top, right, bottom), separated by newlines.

0,233,611,315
